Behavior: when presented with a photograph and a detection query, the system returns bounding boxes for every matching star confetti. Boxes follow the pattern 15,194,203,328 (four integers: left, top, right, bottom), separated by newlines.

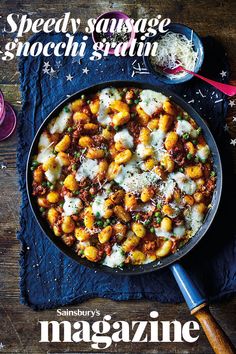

219,70,227,78
82,67,89,75
229,100,235,108
230,139,236,146
224,124,229,132
49,67,58,79
42,67,50,74
233,116,236,122
55,60,62,68
0,343,5,350
66,74,73,81
43,61,50,69
72,54,83,64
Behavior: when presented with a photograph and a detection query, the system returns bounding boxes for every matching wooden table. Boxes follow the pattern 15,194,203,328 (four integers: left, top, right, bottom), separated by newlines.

0,1,235,353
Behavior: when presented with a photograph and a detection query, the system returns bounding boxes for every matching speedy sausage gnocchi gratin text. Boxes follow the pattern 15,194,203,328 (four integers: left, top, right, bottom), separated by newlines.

31,87,216,268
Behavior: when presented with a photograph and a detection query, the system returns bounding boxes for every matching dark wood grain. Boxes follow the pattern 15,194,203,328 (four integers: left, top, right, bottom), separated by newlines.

0,1,236,353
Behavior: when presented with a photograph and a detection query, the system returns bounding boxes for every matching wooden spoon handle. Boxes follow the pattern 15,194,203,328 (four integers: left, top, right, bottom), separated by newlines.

192,304,236,354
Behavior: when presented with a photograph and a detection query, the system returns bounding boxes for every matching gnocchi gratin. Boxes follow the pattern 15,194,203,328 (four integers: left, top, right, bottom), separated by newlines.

31,87,216,268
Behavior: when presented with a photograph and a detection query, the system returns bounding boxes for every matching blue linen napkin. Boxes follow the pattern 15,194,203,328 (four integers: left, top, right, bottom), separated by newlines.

17,32,236,309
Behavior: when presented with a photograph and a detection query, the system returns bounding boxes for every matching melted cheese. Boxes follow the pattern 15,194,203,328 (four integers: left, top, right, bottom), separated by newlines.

154,227,172,238
150,129,166,149
170,172,197,195
176,120,198,138
139,90,167,116
103,245,125,268
114,157,138,185
173,225,186,238
134,203,154,213
37,132,54,164
115,154,160,192
188,205,204,235
122,171,160,193
45,157,62,183
38,132,51,150
136,143,149,159
63,196,83,216
75,158,99,181
98,87,121,125
92,194,106,218
49,108,72,134
159,178,176,199
150,129,167,161
196,145,210,162
114,128,134,148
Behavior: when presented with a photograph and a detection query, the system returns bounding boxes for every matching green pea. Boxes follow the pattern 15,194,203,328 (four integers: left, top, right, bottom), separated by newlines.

96,212,101,218
156,203,161,210
96,220,104,227
210,171,216,177
32,160,39,167
135,214,140,221
150,227,155,233
64,106,70,113
87,100,91,104
179,167,184,173
192,139,197,145
104,219,111,226
39,207,45,213
30,166,35,171
72,164,77,171
144,220,151,226
67,127,73,133
114,126,119,131
156,217,162,224
182,133,189,140
187,153,192,160
47,181,52,187
81,94,85,100
194,156,199,163
155,211,161,218
134,99,139,104
177,115,182,120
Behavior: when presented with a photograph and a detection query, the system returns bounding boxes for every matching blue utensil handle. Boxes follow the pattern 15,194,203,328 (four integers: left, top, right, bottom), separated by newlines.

170,262,236,354
170,262,207,311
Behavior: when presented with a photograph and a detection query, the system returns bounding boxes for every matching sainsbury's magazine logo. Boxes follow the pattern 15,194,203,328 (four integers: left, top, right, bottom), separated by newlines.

39,311,200,349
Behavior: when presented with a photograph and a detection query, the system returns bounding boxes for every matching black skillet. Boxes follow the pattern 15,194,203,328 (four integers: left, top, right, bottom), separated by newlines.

26,81,235,353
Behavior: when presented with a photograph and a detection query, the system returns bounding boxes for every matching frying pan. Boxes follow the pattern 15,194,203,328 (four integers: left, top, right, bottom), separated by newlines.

26,81,235,353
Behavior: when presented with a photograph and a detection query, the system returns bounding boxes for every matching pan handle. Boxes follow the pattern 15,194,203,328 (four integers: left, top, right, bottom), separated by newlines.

170,263,235,354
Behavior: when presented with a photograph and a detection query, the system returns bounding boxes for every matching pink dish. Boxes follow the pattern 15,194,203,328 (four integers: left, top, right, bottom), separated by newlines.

92,11,135,55
0,101,16,141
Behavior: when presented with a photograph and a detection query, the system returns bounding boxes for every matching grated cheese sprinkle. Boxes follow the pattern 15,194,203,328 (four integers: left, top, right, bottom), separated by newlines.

150,31,198,80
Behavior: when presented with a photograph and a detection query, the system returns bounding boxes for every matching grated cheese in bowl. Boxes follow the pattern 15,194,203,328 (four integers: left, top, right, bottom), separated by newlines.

150,31,198,80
